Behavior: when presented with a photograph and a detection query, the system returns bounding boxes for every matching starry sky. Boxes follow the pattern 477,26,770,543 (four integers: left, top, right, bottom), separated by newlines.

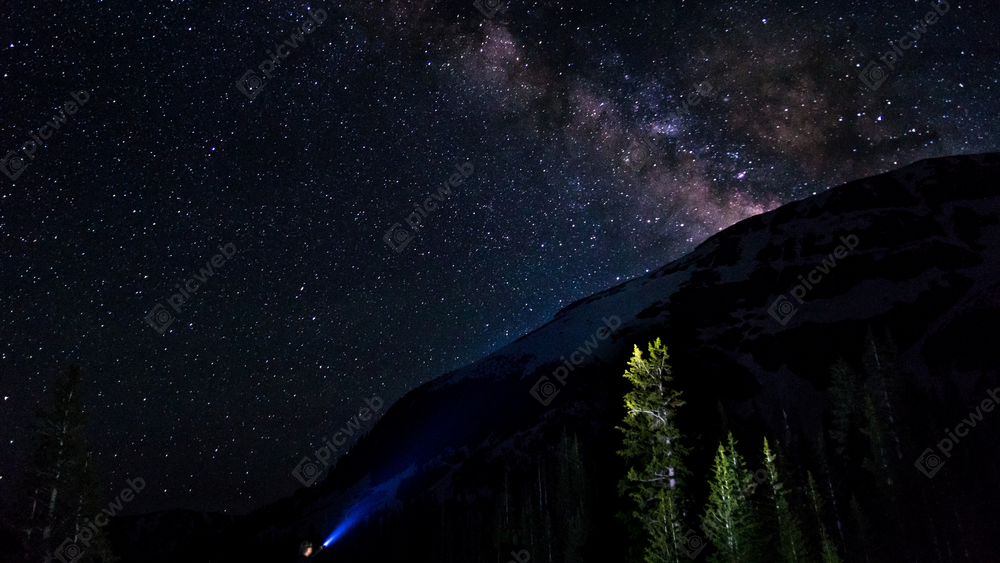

0,0,996,515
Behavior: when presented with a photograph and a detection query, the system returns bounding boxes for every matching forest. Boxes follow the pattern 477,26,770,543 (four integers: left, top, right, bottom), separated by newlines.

6,325,997,562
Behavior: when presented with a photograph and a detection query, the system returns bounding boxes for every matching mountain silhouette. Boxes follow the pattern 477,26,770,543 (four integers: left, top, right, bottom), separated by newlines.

109,152,1000,562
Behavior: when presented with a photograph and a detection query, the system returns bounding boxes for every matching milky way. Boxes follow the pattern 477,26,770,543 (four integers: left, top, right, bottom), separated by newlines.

0,0,995,514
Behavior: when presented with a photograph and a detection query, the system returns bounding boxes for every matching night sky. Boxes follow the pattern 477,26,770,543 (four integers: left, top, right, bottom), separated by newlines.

1,0,996,515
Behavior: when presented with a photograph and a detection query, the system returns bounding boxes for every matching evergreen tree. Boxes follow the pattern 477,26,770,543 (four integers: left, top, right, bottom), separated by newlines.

701,432,761,563
858,328,905,494
806,471,843,563
859,391,894,487
848,494,872,563
556,430,589,563
808,432,845,549
616,338,689,563
23,364,115,563
536,457,554,563
826,358,861,462
857,329,910,560
762,438,807,563
874,327,930,472
860,327,905,462
491,468,516,555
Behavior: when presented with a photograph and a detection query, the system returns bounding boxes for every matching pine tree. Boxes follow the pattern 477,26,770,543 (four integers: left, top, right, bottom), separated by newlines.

858,327,905,493
74,452,116,562
859,391,894,487
827,358,861,462
848,494,872,563
762,438,807,563
855,328,912,560
23,364,116,563
537,457,554,563
808,432,845,549
702,432,761,563
806,471,843,563
491,468,515,555
616,338,689,563
860,327,905,462
556,430,589,563
875,327,929,470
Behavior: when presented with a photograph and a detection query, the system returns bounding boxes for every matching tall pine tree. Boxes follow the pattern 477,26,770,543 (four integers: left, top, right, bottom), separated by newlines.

808,432,845,549
827,358,862,462
848,494,873,563
806,471,843,563
616,338,689,563
556,429,589,563
860,327,906,462
23,364,115,563
762,438,807,563
858,327,912,561
701,432,761,563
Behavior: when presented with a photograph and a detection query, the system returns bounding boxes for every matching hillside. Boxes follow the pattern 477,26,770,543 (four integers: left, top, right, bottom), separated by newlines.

110,152,1000,562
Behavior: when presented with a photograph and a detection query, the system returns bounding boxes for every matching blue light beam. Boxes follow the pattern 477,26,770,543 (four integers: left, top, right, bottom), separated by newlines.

322,488,389,547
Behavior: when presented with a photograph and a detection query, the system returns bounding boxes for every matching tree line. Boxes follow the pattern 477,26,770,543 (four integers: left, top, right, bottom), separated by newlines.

617,329,999,562
8,323,998,562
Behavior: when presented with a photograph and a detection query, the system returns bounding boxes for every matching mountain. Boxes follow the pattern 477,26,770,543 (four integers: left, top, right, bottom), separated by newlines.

109,152,1000,562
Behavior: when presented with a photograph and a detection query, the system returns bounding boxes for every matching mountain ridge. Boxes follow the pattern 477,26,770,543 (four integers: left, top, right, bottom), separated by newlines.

108,152,1000,562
